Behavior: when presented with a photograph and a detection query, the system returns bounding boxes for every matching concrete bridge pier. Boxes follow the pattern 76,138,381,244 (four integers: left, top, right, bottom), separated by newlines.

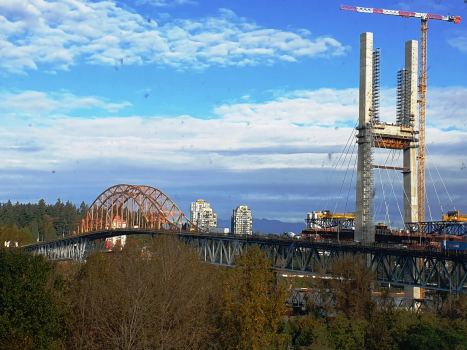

354,33,421,302
402,39,421,306
355,32,374,244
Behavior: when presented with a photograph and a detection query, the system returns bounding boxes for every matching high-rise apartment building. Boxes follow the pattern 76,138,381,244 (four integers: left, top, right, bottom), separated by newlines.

190,199,218,232
231,205,253,235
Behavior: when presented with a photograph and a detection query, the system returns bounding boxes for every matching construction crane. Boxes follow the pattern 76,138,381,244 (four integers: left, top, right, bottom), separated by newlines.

340,5,461,224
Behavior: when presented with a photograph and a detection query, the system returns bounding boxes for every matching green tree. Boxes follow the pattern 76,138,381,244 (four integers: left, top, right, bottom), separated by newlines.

326,312,367,350
1,200,15,226
0,225,33,246
78,201,88,216
41,215,56,241
217,246,289,349
285,314,324,348
0,248,67,349
30,219,40,242
364,292,401,350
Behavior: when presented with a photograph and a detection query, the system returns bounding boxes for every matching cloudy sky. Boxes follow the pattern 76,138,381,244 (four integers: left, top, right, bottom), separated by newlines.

1,0,466,227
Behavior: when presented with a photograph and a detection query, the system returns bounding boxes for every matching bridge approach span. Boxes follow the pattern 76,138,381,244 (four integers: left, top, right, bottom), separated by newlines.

24,230,467,294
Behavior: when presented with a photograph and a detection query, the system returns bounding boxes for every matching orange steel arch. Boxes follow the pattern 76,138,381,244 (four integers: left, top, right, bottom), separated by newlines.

77,184,198,234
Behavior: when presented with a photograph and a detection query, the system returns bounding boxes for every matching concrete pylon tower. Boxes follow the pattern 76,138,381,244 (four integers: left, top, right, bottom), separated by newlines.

403,40,419,224
403,40,421,304
355,34,419,243
355,32,374,243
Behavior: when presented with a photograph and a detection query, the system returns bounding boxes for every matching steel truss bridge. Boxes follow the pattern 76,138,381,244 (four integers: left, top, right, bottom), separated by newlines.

24,230,467,295
21,184,467,295
406,221,467,236
305,217,355,230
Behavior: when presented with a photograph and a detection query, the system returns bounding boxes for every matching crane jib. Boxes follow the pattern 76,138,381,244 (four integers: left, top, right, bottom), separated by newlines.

340,5,461,23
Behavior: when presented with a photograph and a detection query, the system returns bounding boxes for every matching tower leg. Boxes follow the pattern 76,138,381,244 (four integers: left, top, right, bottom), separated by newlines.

403,40,419,224
355,32,374,243
403,39,421,305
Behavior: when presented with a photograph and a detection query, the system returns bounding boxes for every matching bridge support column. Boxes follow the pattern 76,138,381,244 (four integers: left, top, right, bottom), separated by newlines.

404,258,421,311
403,40,419,225
355,32,375,243
403,40,421,304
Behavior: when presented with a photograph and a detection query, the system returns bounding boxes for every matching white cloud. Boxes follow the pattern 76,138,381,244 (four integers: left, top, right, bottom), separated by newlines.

0,90,131,116
448,33,467,53
214,88,360,126
136,0,197,6
426,86,467,130
0,0,350,73
2,86,466,175
2,85,467,223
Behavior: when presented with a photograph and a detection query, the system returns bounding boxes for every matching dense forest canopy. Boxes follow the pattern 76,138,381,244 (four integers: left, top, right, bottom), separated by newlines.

1,240,467,350
0,199,88,244
2,201,467,349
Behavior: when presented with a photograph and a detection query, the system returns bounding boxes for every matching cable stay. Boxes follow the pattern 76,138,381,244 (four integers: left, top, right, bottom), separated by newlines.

427,147,457,212
316,122,357,210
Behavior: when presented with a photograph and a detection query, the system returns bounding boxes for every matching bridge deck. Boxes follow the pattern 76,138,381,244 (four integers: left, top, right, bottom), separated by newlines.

23,230,467,294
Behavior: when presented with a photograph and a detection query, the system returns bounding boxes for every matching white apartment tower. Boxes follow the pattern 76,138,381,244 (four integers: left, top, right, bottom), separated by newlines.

231,205,253,235
190,199,218,232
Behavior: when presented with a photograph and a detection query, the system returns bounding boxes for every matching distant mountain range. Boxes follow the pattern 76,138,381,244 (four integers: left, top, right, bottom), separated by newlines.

217,218,305,234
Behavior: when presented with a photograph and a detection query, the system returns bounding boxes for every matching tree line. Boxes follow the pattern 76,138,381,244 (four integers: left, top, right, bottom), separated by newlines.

0,199,88,245
1,234,467,349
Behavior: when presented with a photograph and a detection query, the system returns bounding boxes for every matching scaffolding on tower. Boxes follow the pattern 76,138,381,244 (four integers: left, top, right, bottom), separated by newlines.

340,5,461,224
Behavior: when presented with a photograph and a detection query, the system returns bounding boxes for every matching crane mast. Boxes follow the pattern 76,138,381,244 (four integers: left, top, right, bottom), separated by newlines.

340,5,461,224
419,19,427,223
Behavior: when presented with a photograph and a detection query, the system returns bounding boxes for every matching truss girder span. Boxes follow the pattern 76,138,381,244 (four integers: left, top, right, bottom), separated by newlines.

405,221,467,235
25,237,88,262
305,218,355,229
179,235,467,294
77,184,197,233
25,232,467,294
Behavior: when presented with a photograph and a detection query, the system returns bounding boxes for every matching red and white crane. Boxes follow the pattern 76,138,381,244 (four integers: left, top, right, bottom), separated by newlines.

340,5,461,224
340,5,460,23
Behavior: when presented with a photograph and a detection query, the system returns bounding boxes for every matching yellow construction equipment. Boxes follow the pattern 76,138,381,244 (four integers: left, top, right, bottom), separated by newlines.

319,210,355,220
442,211,467,222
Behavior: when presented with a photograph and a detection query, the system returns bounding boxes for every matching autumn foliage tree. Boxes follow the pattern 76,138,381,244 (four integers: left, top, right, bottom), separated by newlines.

330,254,375,321
217,246,289,349
67,236,221,350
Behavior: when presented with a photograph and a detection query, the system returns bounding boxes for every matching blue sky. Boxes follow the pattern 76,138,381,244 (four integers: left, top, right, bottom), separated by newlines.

1,0,467,227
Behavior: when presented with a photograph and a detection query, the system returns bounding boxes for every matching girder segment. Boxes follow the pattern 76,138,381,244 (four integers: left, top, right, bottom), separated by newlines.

305,217,355,230
372,124,418,150
405,221,467,236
